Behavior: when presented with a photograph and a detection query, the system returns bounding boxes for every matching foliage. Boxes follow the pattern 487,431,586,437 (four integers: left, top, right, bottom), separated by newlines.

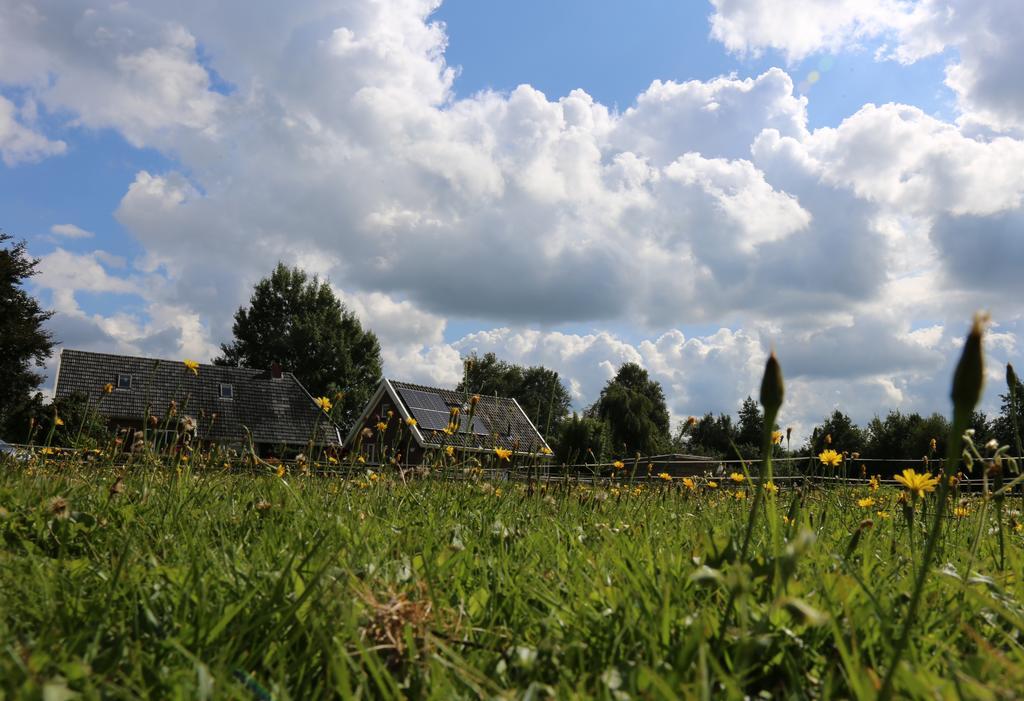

457,352,572,444
0,232,54,438
993,375,1024,449
1,460,1022,699
554,412,610,464
586,363,671,457
216,263,382,431
806,409,865,455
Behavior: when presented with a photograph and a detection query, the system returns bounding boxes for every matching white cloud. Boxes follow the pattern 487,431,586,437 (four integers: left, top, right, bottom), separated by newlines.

6,0,1022,441
50,223,94,239
0,94,65,165
708,0,1024,132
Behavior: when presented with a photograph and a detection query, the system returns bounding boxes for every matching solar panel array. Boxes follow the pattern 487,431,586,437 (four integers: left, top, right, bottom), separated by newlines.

397,386,489,435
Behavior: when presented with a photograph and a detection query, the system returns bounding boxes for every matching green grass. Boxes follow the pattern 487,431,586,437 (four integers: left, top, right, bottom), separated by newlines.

1,462,1023,699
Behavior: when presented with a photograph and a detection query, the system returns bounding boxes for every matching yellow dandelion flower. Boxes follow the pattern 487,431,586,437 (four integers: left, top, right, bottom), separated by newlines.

764,481,778,495
183,359,199,375
375,421,387,432
875,510,891,520
327,456,338,464
733,490,746,500
729,472,746,484
445,445,455,457
494,447,512,461
102,382,114,395
869,475,880,492
658,472,672,481
818,449,842,468
893,468,940,499
54,416,65,427
540,446,553,455
682,477,696,491
314,396,332,412
707,480,718,489
953,506,970,518
857,497,875,508
613,460,625,470
276,464,285,478
405,417,417,427
771,430,783,444
357,455,366,464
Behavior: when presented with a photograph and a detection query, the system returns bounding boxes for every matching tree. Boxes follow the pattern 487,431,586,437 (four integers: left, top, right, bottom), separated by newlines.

806,410,864,455
992,372,1024,451
675,412,737,459
457,352,572,444
0,232,54,438
735,396,764,457
216,263,382,431
586,363,671,457
556,413,610,465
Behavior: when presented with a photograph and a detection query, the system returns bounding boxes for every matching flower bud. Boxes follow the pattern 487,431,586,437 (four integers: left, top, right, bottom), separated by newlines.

951,314,985,414
759,351,784,417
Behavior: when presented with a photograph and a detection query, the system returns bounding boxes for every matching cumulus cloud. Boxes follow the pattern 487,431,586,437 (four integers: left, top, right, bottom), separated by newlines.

4,0,1022,439
0,94,65,165
708,0,1024,132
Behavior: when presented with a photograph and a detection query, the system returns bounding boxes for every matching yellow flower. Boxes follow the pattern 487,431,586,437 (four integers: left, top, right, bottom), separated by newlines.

682,477,696,491
707,480,718,489
494,488,502,497
54,416,65,427
733,490,746,500
658,472,672,481
276,464,285,478
102,383,114,395
494,447,512,461
729,472,746,484
540,446,553,455
375,421,387,432
953,506,970,518
314,396,332,412
327,456,338,464
764,481,778,495
894,468,940,499
782,515,793,526
876,510,892,520
405,417,417,427
857,497,875,508
869,475,880,492
818,449,843,468
470,394,480,406
357,455,366,464
445,446,455,457
771,430,783,444
183,359,200,375
613,460,625,470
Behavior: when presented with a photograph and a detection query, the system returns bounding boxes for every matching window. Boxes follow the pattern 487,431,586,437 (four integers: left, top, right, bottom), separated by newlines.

219,383,234,399
117,373,132,390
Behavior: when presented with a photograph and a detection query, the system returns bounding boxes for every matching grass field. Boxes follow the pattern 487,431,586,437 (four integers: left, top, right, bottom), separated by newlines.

2,459,1023,700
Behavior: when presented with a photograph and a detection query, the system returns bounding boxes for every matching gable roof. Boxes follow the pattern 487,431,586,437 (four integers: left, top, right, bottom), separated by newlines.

346,378,550,454
54,349,340,446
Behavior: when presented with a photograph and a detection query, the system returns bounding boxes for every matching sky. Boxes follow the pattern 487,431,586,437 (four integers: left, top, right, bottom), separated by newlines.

2,0,1023,443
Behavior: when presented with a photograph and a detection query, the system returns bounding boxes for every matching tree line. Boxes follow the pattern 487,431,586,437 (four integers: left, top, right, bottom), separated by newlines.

2,237,1021,463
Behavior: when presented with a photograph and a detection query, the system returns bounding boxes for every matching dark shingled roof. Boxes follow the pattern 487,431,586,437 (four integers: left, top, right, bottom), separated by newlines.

54,349,340,447
387,379,549,453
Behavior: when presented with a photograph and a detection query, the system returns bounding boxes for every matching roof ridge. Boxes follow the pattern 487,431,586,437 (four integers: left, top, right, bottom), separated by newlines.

60,347,268,374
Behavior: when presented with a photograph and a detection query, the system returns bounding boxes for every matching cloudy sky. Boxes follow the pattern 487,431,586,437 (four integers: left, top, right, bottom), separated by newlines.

3,0,1022,441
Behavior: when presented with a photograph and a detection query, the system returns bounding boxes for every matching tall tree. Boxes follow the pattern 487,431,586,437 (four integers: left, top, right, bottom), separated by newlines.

993,373,1024,450
735,396,763,455
216,263,382,431
587,363,671,457
457,352,572,443
675,412,737,459
0,233,54,437
556,413,610,465
807,410,864,455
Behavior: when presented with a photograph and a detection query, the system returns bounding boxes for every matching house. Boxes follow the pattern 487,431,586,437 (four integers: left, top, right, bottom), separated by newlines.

344,379,551,465
53,349,341,456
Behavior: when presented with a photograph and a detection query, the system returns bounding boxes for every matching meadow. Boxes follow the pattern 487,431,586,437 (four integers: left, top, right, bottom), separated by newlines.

1,457,1022,700
2,317,1023,699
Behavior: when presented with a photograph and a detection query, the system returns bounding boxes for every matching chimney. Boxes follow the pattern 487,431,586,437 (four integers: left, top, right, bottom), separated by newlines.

270,361,283,379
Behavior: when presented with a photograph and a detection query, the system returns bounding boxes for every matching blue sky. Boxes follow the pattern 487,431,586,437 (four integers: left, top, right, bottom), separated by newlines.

2,0,1022,437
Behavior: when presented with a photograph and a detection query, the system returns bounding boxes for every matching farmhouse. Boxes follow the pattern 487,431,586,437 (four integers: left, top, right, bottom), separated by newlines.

344,379,551,465
54,349,341,456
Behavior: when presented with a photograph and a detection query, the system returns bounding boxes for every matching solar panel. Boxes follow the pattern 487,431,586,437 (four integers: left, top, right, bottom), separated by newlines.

397,387,448,413
414,409,452,431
